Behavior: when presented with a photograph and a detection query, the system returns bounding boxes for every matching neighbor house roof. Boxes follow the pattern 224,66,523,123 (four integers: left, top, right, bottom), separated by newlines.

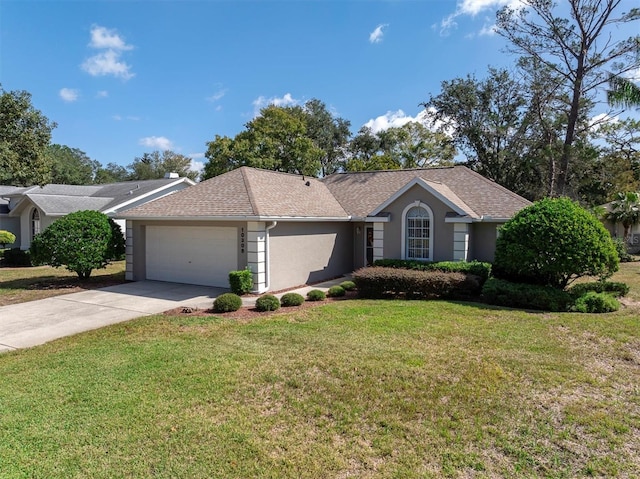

321,166,531,220
119,165,530,222
4,177,195,217
120,167,349,219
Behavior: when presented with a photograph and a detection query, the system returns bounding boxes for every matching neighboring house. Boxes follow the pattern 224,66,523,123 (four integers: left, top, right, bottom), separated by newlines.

118,166,531,292
600,202,640,253
0,174,195,250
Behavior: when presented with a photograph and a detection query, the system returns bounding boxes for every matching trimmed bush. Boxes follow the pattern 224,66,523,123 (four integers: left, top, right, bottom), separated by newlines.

481,278,573,312
339,280,357,291
2,248,31,267
255,294,280,312
0,230,16,248
228,268,253,295
29,211,125,279
493,198,618,289
568,281,629,298
572,292,620,313
327,285,346,297
280,292,305,307
373,259,491,285
307,289,326,302
353,267,481,300
213,293,243,313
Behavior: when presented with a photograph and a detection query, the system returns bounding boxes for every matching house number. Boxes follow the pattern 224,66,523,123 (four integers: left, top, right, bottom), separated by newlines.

240,227,245,253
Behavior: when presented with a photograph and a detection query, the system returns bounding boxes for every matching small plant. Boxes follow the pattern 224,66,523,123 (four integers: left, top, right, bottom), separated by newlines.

255,294,280,312
0,230,16,249
572,291,620,313
3,248,31,267
307,289,326,302
213,293,243,313
613,237,633,262
280,292,305,307
339,280,356,291
327,285,346,297
228,268,253,295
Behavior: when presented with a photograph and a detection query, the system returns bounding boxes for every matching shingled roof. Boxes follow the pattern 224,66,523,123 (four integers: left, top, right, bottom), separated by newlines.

120,167,349,219
321,166,531,219
120,166,530,221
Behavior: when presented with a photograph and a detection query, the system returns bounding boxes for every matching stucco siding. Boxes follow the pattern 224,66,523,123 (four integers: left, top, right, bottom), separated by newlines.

269,222,353,291
379,184,455,262
470,222,501,262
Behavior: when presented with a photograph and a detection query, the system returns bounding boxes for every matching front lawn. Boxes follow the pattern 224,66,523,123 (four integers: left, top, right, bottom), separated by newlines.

1,299,638,478
0,261,125,306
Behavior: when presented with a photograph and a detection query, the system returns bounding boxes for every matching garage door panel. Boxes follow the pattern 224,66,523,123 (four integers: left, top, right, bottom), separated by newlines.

146,226,237,287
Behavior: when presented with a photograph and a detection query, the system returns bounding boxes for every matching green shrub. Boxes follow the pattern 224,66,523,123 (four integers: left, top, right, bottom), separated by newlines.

0,230,16,248
613,237,633,262
29,211,124,279
354,267,481,300
572,291,620,313
373,259,491,285
327,285,346,297
307,289,326,301
3,248,31,267
255,294,280,312
568,281,629,298
481,278,573,312
339,280,357,291
228,268,253,295
280,292,305,307
493,198,618,289
213,293,243,313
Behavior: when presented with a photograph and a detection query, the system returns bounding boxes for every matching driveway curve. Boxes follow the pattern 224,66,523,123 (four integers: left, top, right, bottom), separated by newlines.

0,281,224,353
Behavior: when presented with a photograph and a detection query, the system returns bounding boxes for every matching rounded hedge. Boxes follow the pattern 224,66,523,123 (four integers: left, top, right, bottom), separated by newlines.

213,293,243,313
327,285,346,297
494,198,619,289
307,289,326,301
255,294,280,312
572,291,620,313
280,292,305,307
339,280,356,291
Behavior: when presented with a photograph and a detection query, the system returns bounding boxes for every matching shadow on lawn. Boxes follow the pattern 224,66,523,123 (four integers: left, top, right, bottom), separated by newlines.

0,270,126,292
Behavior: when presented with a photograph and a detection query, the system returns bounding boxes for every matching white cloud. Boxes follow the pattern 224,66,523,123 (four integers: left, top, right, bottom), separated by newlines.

139,136,174,150
59,88,79,102
82,50,134,80
96,90,109,98
252,93,299,116
82,25,134,80
364,108,454,136
369,24,388,44
88,25,133,51
625,68,640,82
590,112,619,131
207,87,228,103
438,0,522,36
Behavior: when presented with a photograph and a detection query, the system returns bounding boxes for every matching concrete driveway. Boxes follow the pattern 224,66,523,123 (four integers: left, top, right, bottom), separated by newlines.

0,281,225,353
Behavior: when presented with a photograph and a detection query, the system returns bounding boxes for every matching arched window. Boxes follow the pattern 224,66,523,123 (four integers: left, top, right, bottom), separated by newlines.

31,209,41,240
402,203,432,261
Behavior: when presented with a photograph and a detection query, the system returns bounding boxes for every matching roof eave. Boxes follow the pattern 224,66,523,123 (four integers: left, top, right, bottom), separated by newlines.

116,214,352,222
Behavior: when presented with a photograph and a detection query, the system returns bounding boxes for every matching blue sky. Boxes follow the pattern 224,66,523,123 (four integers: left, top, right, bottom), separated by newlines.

1,0,638,174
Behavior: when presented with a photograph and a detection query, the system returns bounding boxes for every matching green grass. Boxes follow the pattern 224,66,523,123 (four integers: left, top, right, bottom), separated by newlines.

0,261,125,306
1,299,639,478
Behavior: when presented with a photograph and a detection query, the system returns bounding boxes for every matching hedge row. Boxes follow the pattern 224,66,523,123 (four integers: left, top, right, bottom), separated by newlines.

481,278,574,312
373,259,491,284
353,267,481,300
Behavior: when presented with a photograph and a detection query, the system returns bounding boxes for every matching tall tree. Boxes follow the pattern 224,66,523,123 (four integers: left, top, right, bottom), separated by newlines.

0,86,56,186
94,163,129,184
496,0,640,196
128,150,199,181
301,99,351,176
608,75,640,108
47,144,100,185
423,68,544,198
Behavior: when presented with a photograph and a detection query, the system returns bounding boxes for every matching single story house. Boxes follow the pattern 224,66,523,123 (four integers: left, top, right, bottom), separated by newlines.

0,174,195,250
118,166,531,292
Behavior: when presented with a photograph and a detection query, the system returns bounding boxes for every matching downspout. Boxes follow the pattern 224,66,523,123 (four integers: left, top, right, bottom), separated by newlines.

263,221,278,292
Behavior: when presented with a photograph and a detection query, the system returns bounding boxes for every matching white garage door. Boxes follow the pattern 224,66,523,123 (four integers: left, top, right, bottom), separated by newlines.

146,225,237,287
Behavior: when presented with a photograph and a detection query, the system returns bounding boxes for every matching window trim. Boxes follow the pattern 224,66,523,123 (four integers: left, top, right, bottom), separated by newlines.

401,201,433,261
31,208,41,240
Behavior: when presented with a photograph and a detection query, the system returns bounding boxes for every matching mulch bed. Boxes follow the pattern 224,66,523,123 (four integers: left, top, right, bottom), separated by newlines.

163,291,359,320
